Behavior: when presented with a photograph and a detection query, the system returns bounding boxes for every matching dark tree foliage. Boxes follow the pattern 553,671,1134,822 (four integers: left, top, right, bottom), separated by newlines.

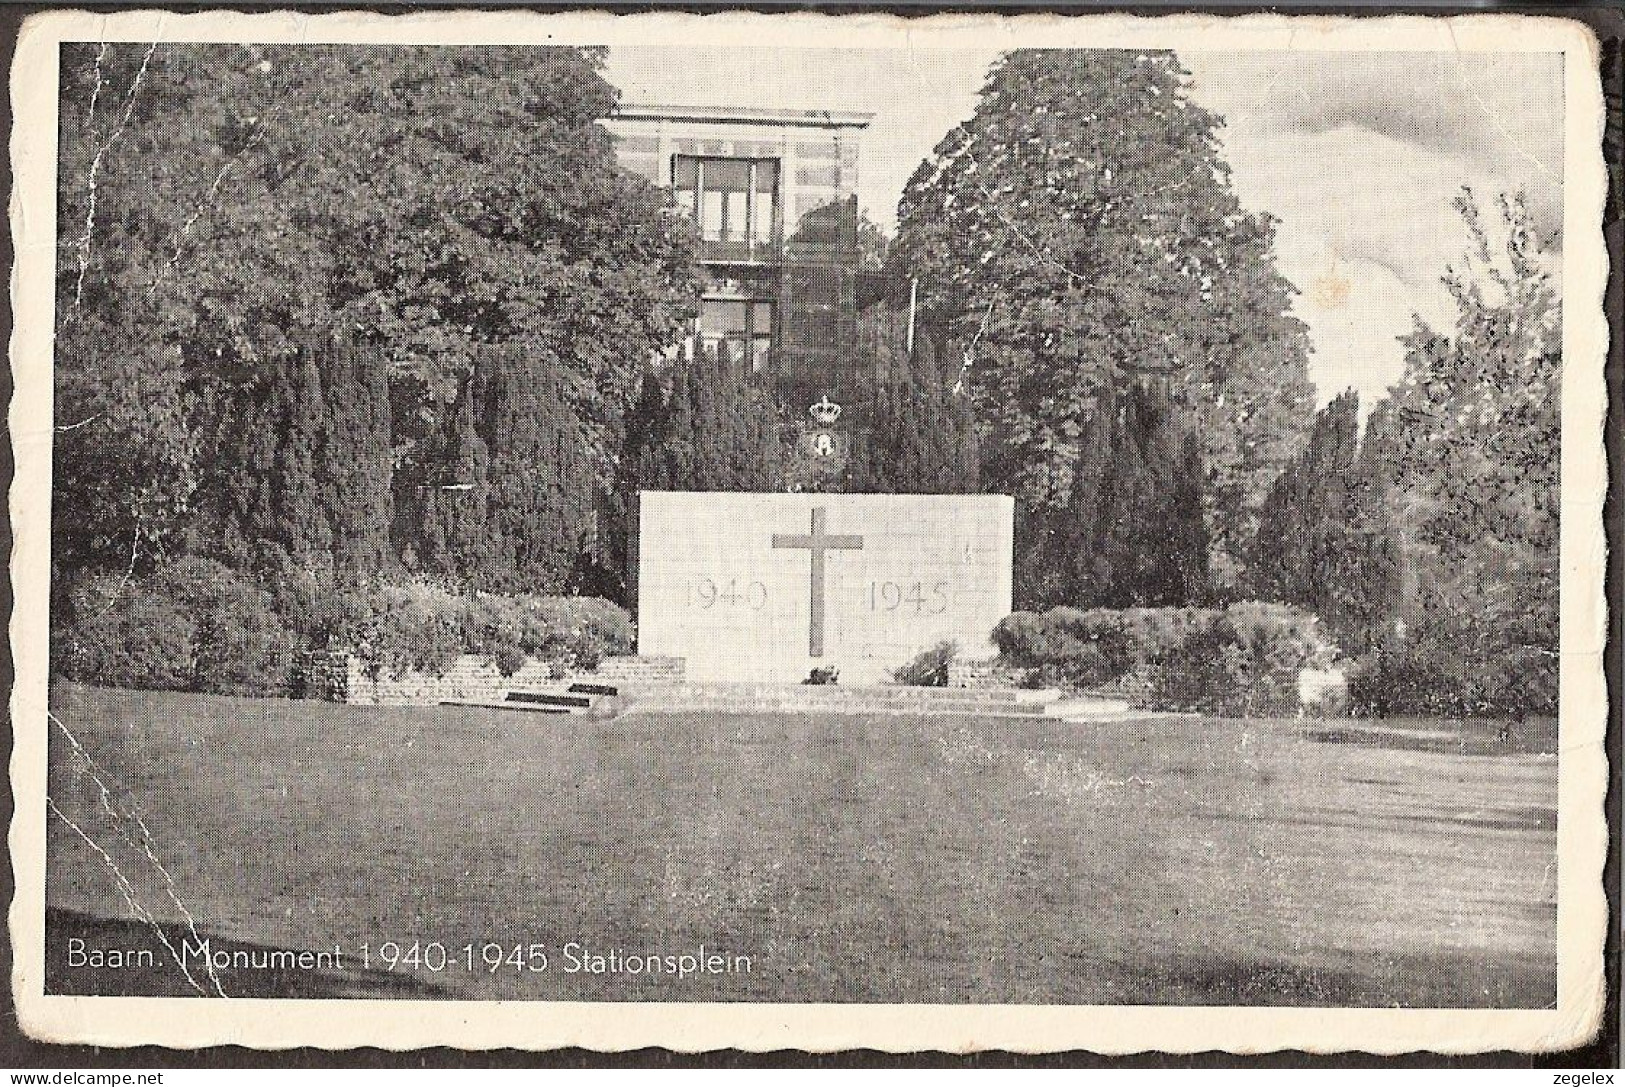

1016,382,1209,610
318,335,396,578
52,43,697,583
207,332,393,579
1249,391,1402,655
846,363,980,495
625,355,784,494
252,344,329,571
415,345,598,594
414,377,493,580
609,355,783,599
891,49,1314,584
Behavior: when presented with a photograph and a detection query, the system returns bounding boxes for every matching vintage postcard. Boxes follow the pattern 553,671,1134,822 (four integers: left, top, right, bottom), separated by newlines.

7,8,1609,1054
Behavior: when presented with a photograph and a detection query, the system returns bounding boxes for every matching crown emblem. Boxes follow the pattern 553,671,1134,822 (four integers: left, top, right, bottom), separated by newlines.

808,395,842,425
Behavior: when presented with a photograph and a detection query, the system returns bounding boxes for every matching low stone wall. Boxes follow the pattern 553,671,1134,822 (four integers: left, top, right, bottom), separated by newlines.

1297,665,1348,713
295,651,563,707
595,655,686,684
948,655,1339,713
295,652,686,705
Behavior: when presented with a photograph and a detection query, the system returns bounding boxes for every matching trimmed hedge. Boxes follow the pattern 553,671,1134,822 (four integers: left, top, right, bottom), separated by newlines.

283,578,634,679
55,556,298,697
993,602,1336,716
55,561,635,693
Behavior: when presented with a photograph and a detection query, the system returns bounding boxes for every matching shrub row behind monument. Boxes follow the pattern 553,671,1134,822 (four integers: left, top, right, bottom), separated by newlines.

993,603,1338,717
51,557,634,697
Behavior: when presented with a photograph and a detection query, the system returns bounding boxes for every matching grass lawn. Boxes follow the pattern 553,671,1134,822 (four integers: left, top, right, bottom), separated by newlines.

44,682,1556,1005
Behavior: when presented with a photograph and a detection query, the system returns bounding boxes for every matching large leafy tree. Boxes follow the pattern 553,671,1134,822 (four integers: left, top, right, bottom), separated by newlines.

890,49,1314,583
1359,190,1560,715
53,43,698,578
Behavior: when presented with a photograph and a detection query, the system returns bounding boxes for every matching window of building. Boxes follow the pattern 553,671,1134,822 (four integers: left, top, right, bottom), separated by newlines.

697,297,775,375
673,156,779,254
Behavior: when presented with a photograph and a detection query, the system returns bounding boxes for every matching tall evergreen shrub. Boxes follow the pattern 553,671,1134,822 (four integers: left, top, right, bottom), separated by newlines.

213,331,393,579
1016,383,1209,609
1249,390,1401,654
417,345,598,593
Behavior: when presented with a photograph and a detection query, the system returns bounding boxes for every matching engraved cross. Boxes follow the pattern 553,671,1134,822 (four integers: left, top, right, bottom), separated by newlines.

772,507,864,657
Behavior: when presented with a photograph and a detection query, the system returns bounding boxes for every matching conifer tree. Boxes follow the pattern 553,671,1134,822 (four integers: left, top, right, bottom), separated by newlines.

845,338,980,494
279,348,333,567
628,355,782,493
214,342,330,574
417,345,598,593
1099,388,1164,605
1155,431,1212,606
848,376,980,494
1250,390,1401,654
210,331,395,580
417,384,494,579
314,333,394,578
619,364,669,491
1015,383,1209,609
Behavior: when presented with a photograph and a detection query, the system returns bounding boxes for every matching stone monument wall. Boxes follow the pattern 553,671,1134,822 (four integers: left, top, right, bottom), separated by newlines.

636,491,1014,685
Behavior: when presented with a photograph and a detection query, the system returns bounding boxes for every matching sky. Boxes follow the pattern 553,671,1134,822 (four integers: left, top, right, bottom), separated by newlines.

604,46,1563,409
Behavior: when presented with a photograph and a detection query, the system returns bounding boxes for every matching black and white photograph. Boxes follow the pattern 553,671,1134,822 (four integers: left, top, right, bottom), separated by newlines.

7,9,1608,1053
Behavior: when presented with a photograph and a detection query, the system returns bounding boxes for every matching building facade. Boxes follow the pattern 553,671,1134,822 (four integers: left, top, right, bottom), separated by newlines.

604,104,872,404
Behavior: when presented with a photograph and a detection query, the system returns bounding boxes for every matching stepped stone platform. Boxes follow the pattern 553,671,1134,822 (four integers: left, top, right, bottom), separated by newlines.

445,679,1133,720
612,681,1137,719
617,682,1052,716
437,698,574,714
442,681,620,715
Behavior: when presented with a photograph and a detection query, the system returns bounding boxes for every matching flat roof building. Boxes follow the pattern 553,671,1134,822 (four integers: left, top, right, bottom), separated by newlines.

604,104,873,405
